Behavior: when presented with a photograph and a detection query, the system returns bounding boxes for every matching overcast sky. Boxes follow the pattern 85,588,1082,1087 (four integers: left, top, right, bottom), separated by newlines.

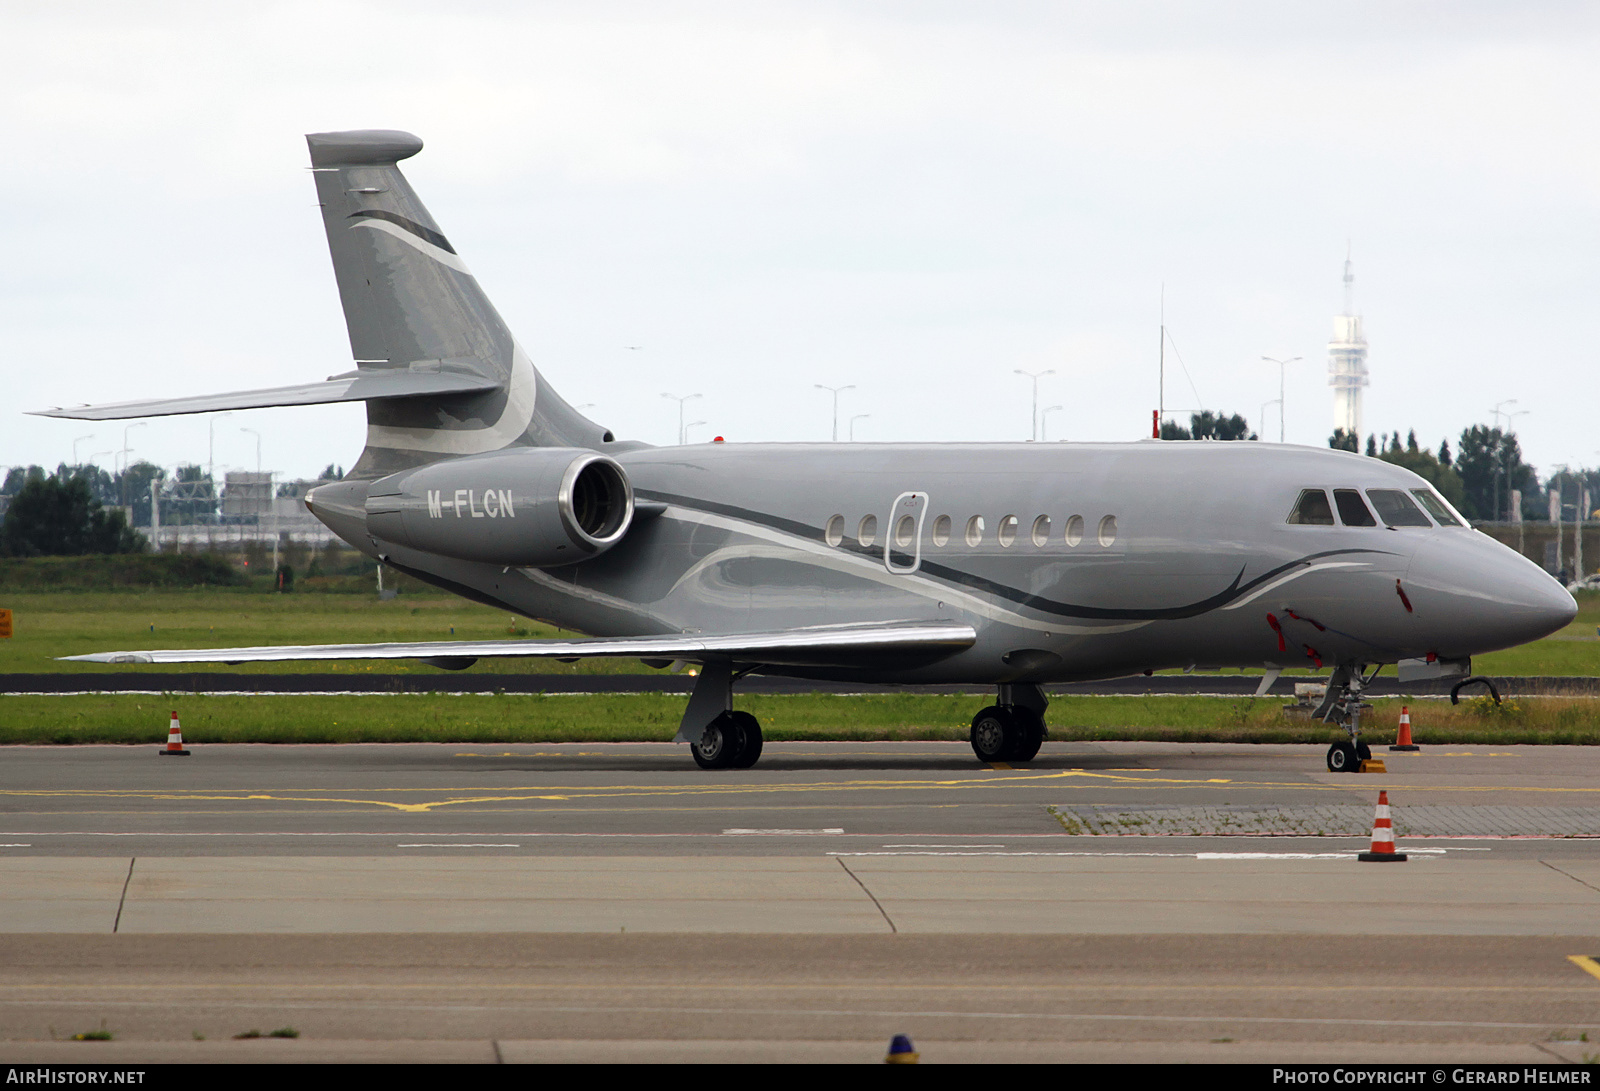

3,1,1596,483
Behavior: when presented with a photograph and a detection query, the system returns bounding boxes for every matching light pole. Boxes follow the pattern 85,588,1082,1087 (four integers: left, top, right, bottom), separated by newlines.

1261,356,1301,443
73,434,95,467
240,428,262,473
684,421,707,444
119,422,147,509
1041,405,1063,441
849,413,870,442
814,384,854,441
661,393,701,445
208,412,233,495
1013,369,1054,441
1489,402,1528,522
1260,399,1281,443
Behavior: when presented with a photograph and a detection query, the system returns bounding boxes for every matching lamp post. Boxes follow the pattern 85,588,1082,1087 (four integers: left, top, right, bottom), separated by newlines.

1260,399,1281,443
1260,356,1301,443
1041,405,1063,441
1013,369,1054,441
1489,402,1528,523
849,413,870,442
208,412,233,500
814,384,854,441
240,428,263,473
73,435,94,467
684,421,707,444
119,422,147,509
661,393,701,446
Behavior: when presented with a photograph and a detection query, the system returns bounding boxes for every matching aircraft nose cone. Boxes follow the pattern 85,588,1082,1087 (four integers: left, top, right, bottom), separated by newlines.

1405,532,1577,656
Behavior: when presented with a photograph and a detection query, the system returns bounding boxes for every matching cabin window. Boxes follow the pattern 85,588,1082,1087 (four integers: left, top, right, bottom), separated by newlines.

1333,489,1377,527
1366,489,1433,527
1286,489,1335,525
824,515,844,547
1031,515,1051,547
1064,514,1084,546
894,514,916,548
931,514,951,546
965,515,985,546
998,514,1019,547
858,514,878,548
1410,489,1464,527
1098,514,1118,547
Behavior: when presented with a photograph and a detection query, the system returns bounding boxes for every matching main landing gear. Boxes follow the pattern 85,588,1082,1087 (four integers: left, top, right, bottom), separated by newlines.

1318,663,1379,774
678,661,765,770
690,709,764,770
969,683,1049,764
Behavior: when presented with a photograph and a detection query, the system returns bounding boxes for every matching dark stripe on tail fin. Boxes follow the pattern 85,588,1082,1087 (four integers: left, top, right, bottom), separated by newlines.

347,209,456,254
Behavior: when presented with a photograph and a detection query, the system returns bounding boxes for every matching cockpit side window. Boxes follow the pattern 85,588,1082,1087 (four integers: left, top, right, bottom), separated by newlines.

1410,489,1464,527
1333,489,1377,527
1287,489,1335,525
1366,489,1434,527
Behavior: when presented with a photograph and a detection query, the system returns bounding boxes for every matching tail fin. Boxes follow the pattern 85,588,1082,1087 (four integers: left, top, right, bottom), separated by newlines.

307,130,608,476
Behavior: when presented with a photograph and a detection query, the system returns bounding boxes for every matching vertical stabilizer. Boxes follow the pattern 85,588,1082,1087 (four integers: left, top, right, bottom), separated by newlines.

306,130,607,476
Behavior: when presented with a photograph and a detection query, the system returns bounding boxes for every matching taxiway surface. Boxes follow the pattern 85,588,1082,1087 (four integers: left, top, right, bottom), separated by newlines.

3,740,1598,1063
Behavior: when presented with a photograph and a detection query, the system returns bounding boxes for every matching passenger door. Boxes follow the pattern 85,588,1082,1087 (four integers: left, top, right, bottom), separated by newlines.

885,492,928,574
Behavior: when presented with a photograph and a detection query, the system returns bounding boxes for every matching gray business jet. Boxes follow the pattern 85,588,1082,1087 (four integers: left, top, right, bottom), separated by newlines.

37,130,1577,772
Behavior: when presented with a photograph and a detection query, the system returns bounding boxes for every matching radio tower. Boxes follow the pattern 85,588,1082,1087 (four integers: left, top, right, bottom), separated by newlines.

1327,248,1369,441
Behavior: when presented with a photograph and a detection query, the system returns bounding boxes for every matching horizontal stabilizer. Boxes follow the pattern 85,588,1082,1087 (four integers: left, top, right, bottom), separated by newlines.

62,621,977,670
29,365,501,421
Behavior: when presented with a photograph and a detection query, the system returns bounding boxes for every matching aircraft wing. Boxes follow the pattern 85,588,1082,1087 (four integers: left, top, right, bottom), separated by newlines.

28,366,500,421
61,621,978,670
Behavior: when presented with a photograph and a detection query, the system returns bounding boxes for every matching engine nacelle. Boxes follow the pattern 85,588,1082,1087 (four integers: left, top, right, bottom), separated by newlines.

364,447,634,567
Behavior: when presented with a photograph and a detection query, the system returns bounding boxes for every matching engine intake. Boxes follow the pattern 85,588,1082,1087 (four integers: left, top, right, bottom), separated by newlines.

364,447,634,567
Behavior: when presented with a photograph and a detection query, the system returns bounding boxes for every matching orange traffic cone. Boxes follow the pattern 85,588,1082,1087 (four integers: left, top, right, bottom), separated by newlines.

1358,791,1405,862
158,711,190,757
1389,705,1420,752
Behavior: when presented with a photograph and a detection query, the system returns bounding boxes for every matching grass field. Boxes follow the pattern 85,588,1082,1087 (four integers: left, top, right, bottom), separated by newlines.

0,589,1595,746
0,692,1593,746
0,589,1596,677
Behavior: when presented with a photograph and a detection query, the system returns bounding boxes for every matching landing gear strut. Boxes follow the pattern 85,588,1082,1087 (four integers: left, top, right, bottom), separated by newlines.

970,683,1049,764
679,661,765,770
1318,664,1379,774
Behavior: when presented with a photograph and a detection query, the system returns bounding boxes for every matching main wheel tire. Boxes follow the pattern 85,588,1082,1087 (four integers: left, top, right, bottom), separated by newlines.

970,706,1020,763
1010,709,1046,763
1326,741,1358,773
691,711,746,770
729,711,763,769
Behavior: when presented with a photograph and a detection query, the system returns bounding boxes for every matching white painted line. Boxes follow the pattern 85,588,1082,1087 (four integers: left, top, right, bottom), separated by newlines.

396,843,520,848
831,848,1454,859
0,844,31,848
883,843,1006,848
723,828,845,835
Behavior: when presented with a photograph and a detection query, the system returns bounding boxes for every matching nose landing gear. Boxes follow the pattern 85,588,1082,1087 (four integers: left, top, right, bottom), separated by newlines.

1318,664,1380,773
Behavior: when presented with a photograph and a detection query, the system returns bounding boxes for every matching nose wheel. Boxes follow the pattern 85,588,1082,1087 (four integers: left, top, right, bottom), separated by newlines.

1326,740,1372,773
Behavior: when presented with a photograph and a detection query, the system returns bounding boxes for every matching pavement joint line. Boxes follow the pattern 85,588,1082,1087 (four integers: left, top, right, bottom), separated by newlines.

1541,861,1600,896
833,857,896,933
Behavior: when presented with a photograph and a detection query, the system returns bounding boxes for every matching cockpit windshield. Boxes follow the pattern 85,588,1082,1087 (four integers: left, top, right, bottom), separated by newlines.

1366,489,1433,528
1409,488,1464,527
